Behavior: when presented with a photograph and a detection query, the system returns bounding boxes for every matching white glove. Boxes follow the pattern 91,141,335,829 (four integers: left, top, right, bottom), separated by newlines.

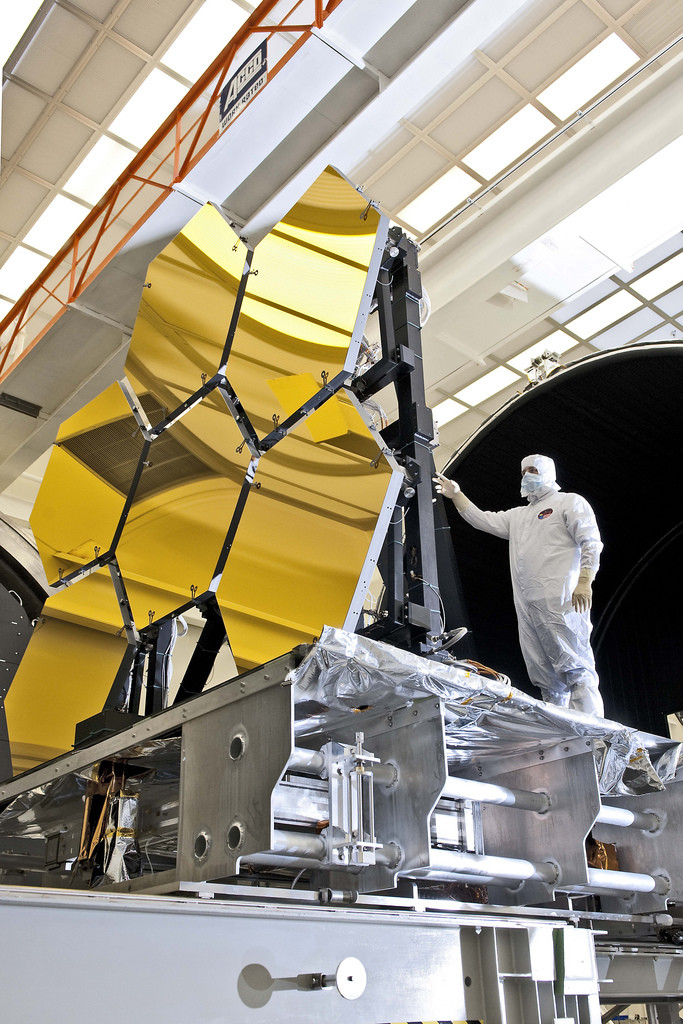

433,473,460,500
572,568,595,613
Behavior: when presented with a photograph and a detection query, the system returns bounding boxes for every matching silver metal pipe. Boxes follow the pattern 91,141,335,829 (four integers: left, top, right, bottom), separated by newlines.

287,747,326,775
411,855,668,897
595,805,660,832
442,777,660,831
584,868,669,895
441,775,550,813
239,853,322,870
405,870,508,886
376,842,402,869
410,849,558,884
286,747,397,785
372,761,399,787
269,830,326,859
240,830,326,865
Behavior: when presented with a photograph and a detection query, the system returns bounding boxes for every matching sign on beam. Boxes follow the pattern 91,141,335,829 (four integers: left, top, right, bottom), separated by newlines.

219,40,268,133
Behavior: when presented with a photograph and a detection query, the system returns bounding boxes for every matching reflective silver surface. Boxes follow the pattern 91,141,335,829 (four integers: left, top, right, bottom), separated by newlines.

289,626,681,796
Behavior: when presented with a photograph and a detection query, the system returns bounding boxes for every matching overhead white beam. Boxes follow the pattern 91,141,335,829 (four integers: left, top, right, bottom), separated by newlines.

420,50,683,312
240,0,538,243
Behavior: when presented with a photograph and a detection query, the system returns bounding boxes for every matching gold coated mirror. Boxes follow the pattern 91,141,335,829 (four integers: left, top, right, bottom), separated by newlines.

8,167,396,768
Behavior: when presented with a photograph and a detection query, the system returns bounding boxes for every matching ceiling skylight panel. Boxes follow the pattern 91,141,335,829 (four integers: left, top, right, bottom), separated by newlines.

0,247,49,302
63,137,135,204
0,1,44,65
647,283,683,317
507,331,577,372
462,106,554,180
432,397,467,427
161,0,251,82
398,165,479,232
22,195,89,256
109,69,188,148
631,251,683,300
568,134,683,271
565,291,641,339
455,366,521,405
538,35,639,121
590,307,663,351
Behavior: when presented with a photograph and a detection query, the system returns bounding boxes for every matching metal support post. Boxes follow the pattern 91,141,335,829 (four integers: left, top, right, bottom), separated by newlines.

645,1003,683,1023
173,596,227,704
144,618,175,715
355,228,443,650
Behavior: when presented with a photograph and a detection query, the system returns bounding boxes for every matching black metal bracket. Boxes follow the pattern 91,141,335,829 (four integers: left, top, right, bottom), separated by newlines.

173,596,227,704
355,227,442,652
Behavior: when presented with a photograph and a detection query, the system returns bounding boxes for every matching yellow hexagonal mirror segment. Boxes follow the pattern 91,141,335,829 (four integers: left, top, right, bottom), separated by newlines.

7,166,396,770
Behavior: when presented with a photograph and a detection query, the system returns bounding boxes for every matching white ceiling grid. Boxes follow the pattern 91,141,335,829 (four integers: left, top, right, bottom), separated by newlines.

355,0,683,464
0,0,252,300
0,0,682,504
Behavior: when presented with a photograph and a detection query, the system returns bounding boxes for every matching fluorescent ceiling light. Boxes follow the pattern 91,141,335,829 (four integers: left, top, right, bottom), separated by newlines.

516,231,615,303
109,69,188,148
462,105,554,180
0,247,49,302
568,133,683,270
507,331,577,372
0,1,44,65
22,195,89,256
63,137,135,204
161,0,250,82
565,291,641,339
513,222,617,303
538,34,639,121
432,397,467,427
456,365,521,405
631,251,683,300
398,165,478,232
513,134,683,301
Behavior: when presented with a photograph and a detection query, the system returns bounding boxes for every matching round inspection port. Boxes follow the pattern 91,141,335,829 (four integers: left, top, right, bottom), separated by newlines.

193,830,211,863
229,731,247,761
227,821,245,851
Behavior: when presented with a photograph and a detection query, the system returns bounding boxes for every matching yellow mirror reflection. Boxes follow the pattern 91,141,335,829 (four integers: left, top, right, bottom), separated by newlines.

10,166,390,771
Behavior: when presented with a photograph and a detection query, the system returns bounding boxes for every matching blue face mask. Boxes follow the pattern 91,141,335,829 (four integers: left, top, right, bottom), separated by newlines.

520,473,545,497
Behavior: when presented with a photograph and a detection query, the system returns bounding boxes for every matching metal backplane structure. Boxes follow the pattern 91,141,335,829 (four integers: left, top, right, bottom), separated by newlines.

3,635,683,1022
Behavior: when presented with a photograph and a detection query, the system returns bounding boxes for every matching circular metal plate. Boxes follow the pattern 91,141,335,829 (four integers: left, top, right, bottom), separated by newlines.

335,957,366,1000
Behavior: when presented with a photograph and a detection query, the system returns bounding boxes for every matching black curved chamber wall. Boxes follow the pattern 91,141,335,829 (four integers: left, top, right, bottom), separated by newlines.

439,343,683,735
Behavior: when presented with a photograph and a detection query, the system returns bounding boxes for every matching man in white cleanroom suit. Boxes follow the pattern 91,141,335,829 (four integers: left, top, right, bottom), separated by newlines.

435,455,604,716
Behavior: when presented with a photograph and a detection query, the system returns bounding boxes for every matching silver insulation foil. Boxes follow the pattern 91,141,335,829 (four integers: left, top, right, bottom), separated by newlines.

2,629,680,887
97,790,141,886
288,626,681,796
0,745,181,883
